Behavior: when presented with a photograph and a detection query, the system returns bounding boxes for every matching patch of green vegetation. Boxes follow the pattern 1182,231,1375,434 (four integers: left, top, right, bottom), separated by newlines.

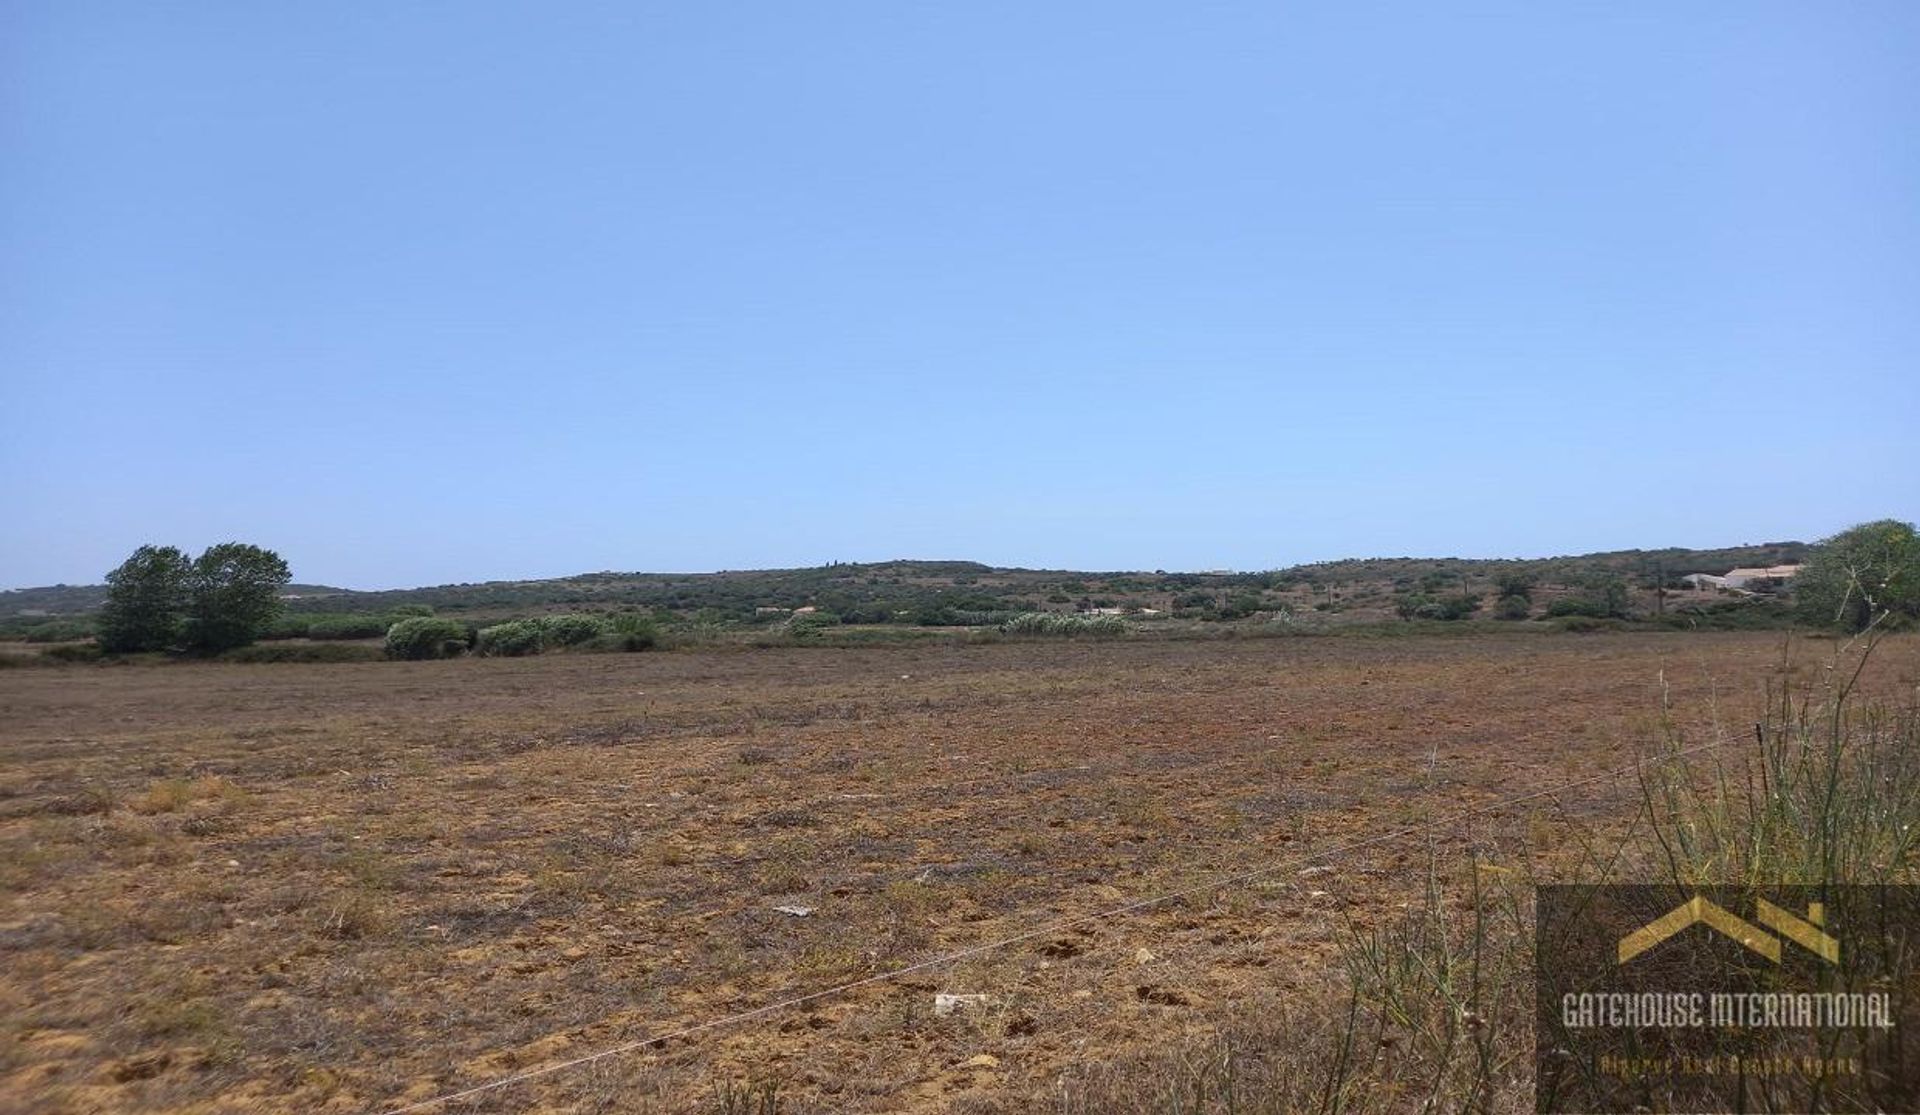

383,617,472,660
1001,612,1128,637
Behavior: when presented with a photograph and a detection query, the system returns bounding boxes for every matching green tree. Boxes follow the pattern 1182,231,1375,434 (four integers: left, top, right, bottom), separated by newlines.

183,543,292,653
98,545,190,653
1795,519,1920,632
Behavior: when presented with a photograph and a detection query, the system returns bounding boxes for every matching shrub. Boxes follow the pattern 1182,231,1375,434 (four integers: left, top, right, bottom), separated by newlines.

43,643,104,663
389,603,436,618
576,632,646,653
384,617,471,660
604,613,659,651
1544,597,1603,619
220,643,385,664
1493,594,1532,620
1395,594,1480,621
540,614,608,647
475,620,547,657
1000,612,1127,638
1214,593,1265,620
22,621,95,643
784,611,844,640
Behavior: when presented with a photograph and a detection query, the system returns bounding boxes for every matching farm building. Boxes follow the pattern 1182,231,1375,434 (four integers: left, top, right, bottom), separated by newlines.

1683,564,1803,591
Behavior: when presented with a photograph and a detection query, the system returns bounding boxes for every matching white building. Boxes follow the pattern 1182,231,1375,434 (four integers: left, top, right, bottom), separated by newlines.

1683,564,1802,592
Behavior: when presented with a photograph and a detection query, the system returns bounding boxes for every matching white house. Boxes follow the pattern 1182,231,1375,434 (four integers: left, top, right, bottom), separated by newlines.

1683,564,1802,592
1721,564,1803,589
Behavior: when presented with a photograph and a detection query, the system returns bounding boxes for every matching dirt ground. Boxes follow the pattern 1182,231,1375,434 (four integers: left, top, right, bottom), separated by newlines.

3,631,1915,1114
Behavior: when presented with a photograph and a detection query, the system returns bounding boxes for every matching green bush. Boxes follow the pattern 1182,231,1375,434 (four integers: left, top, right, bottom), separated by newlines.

577,629,659,653
389,603,436,618
472,613,640,655
540,614,608,647
42,643,104,663
1214,593,1265,621
786,611,843,640
221,643,385,664
23,621,95,643
1544,597,1604,619
1395,594,1480,621
384,617,471,660
475,620,548,657
1493,594,1532,620
604,612,660,651
1000,612,1127,638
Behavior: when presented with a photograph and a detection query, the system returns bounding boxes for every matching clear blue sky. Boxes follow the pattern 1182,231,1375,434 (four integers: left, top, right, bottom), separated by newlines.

3,4,1915,590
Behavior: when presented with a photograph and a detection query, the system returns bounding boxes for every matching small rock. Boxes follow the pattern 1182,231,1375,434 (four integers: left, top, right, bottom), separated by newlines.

934,993,990,1016
225,860,241,869
773,905,814,917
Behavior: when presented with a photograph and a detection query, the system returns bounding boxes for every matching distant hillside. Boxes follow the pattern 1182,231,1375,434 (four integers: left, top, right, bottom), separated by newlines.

0,544,1810,622
0,583,345,617
1282,541,1812,585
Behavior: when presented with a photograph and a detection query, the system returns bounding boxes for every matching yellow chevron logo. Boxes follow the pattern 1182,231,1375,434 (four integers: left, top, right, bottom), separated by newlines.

1618,896,1839,966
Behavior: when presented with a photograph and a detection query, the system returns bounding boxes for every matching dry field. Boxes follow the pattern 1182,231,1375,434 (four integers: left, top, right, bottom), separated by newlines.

3,631,1916,1114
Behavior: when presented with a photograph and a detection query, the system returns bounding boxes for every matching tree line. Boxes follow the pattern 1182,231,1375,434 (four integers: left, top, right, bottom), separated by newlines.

78,519,1920,659
99,543,290,653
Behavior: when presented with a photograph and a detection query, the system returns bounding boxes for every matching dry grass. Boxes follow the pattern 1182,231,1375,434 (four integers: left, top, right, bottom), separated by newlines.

0,632,1915,1112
